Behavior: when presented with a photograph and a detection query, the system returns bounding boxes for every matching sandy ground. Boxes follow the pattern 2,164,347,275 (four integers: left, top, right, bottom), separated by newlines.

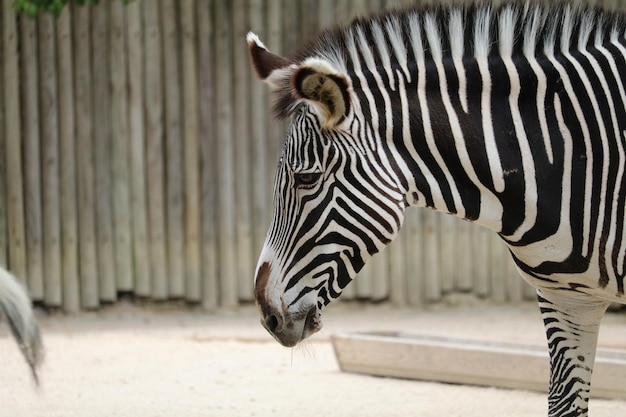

1,299,626,417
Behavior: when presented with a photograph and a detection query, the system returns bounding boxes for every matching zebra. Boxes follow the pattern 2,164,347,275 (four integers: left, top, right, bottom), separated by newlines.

248,1,626,416
0,267,43,383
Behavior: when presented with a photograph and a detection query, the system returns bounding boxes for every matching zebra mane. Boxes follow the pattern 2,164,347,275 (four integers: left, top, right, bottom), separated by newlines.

271,0,626,119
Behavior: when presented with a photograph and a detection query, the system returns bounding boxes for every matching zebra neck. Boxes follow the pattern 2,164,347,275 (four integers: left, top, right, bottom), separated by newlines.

361,48,570,235
360,27,626,246
366,53,535,234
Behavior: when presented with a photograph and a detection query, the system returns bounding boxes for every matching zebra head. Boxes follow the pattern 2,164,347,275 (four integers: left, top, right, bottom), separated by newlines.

248,33,407,347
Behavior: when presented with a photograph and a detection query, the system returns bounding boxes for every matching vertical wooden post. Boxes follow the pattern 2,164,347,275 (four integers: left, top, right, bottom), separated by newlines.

506,249,524,302
92,3,116,302
233,0,254,301
143,0,169,300
439,215,457,294
3,0,28,283
161,0,185,298
126,0,151,297
180,0,202,302
472,226,491,298
109,0,134,293
282,1,300,58
318,0,335,29
74,4,99,309
333,0,351,26
19,15,44,300
389,228,408,306
39,13,63,306
455,217,474,292
214,0,238,307
57,5,80,313
489,234,507,302
198,0,218,309
300,0,318,41
0,2,6,268
405,210,424,305
423,210,442,302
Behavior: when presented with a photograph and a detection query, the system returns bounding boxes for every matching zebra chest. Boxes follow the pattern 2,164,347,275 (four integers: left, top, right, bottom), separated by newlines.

507,239,626,303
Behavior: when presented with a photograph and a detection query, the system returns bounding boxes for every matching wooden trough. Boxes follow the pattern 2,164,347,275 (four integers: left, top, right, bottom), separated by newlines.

331,332,626,400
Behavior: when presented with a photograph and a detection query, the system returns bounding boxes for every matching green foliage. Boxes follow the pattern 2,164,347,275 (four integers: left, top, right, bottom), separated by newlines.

13,0,134,18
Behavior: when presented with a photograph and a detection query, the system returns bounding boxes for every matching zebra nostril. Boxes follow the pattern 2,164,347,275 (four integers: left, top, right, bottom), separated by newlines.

265,314,281,333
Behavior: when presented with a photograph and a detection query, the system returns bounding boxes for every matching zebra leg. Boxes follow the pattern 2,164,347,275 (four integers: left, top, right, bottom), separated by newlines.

537,288,610,417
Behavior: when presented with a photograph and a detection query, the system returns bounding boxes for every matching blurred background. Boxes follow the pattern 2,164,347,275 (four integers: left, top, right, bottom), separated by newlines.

1,0,625,313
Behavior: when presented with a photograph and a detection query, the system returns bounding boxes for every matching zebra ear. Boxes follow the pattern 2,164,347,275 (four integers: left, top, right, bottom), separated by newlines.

247,32,294,89
292,60,351,128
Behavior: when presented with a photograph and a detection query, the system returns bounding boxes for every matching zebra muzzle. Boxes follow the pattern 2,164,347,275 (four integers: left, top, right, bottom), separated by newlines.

260,304,321,347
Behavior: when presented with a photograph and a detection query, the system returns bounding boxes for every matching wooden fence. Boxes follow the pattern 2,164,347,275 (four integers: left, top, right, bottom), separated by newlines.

0,0,623,312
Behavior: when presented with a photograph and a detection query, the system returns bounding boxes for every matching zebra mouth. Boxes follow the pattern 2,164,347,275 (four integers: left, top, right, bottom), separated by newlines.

276,305,321,347
259,303,322,347
301,305,322,340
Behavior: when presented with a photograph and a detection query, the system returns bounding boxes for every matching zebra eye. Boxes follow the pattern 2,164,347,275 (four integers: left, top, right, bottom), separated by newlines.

294,172,322,189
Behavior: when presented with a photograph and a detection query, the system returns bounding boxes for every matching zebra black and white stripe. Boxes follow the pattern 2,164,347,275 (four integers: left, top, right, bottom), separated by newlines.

249,2,626,416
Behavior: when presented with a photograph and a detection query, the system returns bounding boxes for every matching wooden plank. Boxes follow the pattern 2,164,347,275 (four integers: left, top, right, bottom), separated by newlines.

56,5,80,313
351,0,370,19
455,217,473,292
19,14,45,300
143,0,169,300
332,331,626,400
300,0,318,41
126,0,151,297
3,0,28,283
405,209,424,306
214,0,237,307
439,214,456,293
355,258,373,300
472,226,491,298
180,0,202,302
369,214,390,300
248,0,269,269
506,251,524,302
73,3,99,309
197,0,218,310
232,0,253,302
423,210,441,302
282,0,300,56
489,233,506,302
317,0,335,28
92,3,116,303
109,0,134,293
38,13,62,306
389,223,407,306
161,0,185,298
371,248,390,302
607,0,621,11
333,0,351,26
0,4,6,268
368,1,384,15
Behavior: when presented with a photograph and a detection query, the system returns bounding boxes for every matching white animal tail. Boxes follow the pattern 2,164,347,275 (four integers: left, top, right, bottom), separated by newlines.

0,267,43,383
